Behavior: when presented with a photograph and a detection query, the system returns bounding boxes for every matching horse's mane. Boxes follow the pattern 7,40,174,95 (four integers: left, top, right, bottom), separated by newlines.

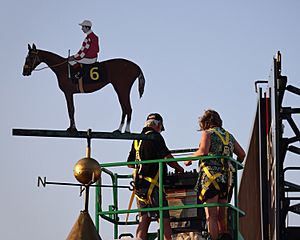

38,49,66,61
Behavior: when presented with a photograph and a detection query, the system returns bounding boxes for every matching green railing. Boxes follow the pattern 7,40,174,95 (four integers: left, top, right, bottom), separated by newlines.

95,156,245,239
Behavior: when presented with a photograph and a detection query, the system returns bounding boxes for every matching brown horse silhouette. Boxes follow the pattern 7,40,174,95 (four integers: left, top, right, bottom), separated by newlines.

22,44,145,132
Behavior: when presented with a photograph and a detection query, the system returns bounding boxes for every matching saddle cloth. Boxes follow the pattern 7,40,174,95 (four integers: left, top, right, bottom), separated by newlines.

70,62,102,84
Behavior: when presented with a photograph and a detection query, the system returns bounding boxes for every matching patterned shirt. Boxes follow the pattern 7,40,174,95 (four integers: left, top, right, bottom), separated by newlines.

205,127,235,167
74,30,99,60
195,127,236,193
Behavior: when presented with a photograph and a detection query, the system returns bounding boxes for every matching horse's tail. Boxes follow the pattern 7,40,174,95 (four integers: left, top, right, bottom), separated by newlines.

138,69,145,98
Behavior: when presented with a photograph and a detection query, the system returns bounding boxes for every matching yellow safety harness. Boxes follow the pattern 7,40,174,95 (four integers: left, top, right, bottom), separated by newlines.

133,130,160,204
199,128,232,201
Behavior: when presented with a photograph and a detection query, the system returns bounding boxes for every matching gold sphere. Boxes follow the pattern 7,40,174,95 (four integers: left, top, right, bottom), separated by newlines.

74,157,101,184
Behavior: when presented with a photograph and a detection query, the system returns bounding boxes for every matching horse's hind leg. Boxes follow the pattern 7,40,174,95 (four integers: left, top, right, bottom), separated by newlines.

115,112,125,132
116,109,131,133
125,111,132,133
115,89,132,133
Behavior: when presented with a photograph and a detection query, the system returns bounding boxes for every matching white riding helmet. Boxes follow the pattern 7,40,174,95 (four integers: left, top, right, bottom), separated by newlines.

79,20,92,27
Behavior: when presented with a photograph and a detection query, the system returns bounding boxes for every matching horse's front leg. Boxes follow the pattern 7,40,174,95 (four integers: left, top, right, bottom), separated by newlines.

125,113,131,133
64,93,77,132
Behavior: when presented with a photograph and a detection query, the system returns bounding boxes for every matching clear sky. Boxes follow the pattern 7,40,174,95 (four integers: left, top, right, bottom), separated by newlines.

1,1,300,239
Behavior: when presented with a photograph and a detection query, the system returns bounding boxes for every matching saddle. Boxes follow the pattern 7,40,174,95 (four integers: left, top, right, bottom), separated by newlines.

70,62,102,85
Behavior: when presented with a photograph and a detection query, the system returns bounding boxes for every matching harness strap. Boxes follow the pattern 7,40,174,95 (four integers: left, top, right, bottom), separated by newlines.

211,128,229,146
145,171,160,200
125,168,138,225
144,175,160,188
212,128,235,185
202,163,221,190
136,171,160,204
78,77,85,93
198,128,232,201
211,128,230,170
133,130,159,204
133,130,162,204
199,162,222,201
125,186,136,224
134,130,153,173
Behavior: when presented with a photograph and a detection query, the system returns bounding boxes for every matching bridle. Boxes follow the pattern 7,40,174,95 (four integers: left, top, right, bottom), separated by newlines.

23,50,40,73
24,50,67,72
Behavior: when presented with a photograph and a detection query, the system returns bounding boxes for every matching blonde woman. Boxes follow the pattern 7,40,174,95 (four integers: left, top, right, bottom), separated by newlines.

185,110,245,240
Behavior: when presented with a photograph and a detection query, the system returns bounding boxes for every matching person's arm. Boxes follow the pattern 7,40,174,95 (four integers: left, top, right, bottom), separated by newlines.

184,130,211,166
234,140,246,163
165,153,184,173
154,133,184,173
74,37,90,60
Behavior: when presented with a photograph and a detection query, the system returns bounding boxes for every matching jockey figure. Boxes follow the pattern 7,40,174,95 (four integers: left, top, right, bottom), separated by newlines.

69,20,100,66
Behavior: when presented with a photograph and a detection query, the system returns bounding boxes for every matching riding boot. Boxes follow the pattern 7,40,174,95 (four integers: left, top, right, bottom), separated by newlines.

72,63,82,83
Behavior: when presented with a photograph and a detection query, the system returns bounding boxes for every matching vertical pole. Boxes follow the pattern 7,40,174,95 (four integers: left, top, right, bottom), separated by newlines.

234,161,239,240
95,178,100,231
113,173,119,239
275,52,285,240
84,129,92,212
68,49,71,79
84,186,90,212
86,129,92,158
159,161,164,240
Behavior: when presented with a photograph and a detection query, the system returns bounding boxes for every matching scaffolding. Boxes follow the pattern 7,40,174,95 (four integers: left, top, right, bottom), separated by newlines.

96,155,245,239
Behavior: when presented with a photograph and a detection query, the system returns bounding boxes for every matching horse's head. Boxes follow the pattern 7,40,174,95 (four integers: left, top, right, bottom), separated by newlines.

23,43,41,76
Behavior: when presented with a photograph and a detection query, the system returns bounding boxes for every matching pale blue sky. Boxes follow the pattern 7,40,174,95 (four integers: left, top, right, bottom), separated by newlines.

1,1,300,239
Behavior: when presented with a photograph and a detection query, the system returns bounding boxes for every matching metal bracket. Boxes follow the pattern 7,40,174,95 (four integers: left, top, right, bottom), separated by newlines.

254,80,268,93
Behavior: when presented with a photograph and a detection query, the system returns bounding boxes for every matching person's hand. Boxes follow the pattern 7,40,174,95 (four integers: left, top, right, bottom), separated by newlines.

184,160,192,166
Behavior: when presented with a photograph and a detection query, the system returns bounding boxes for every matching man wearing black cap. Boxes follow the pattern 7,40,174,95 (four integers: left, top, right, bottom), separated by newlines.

127,113,184,240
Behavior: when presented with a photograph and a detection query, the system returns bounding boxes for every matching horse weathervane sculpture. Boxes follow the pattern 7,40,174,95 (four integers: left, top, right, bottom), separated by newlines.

22,43,145,133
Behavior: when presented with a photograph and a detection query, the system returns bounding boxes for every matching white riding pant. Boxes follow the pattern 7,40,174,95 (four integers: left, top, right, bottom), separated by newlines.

69,57,97,66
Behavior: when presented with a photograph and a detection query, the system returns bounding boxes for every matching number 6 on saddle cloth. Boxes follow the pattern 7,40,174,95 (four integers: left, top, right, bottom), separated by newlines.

70,62,104,84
